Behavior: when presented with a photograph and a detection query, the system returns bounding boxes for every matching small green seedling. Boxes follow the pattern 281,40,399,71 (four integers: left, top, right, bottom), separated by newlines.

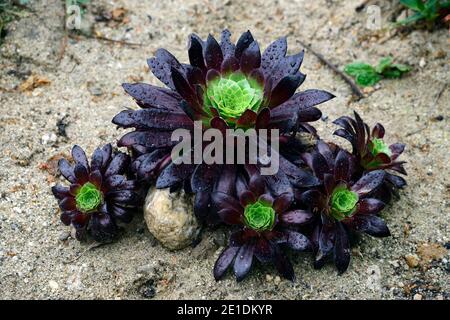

397,0,450,26
344,57,411,87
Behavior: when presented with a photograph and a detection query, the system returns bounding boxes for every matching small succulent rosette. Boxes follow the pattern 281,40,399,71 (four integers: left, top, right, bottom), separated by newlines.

212,167,312,281
300,142,390,273
333,111,407,200
51,144,140,242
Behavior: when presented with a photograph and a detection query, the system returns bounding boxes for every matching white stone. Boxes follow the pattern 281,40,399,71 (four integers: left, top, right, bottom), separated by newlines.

41,133,57,146
419,58,426,68
49,280,59,290
144,188,200,250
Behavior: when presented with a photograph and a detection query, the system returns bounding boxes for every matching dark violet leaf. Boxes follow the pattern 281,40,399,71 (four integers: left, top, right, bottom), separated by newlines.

386,173,407,188
281,209,314,225
234,31,254,61
233,243,255,282
240,41,261,74
204,34,223,71
334,149,350,182
220,29,235,58
254,238,273,263
110,204,133,223
121,83,182,111
389,143,405,155
72,145,89,169
90,147,104,172
286,230,310,251
217,208,242,225
156,163,195,189
261,37,287,73
372,123,385,139
272,193,292,214
118,130,175,149
211,191,243,214
272,244,295,281
236,109,257,128
221,56,240,73
58,158,76,183
191,163,222,193
73,163,89,184
268,74,305,108
193,192,211,220
51,184,70,200
333,222,351,274
90,212,118,243
270,51,305,85
357,198,385,214
188,34,206,71
214,165,236,195
214,245,239,280
105,153,129,177
89,170,102,189
351,170,386,196
59,197,76,211
354,214,390,237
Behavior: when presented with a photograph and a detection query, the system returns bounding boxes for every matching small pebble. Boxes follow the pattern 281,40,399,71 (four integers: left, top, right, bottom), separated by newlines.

419,58,426,68
274,276,281,284
48,280,59,290
266,274,273,282
405,254,420,268
413,293,422,300
41,133,57,146
58,231,70,241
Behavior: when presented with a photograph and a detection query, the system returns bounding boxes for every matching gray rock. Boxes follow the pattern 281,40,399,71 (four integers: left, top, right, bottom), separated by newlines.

143,188,200,250
58,231,70,241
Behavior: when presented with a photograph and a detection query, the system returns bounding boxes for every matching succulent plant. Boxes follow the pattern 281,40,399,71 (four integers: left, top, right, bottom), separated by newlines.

46,29,409,280
333,111,407,200
51,144,140,242
212,167,312,281
113,30,334,224
299,142,390,273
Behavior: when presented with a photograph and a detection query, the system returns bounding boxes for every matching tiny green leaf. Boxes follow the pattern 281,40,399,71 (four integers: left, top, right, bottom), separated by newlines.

344,62,382,87
344,63,375,77
392,63,411,72
396,12,425,25
382,69,402,79
400,0,426,11
375,57,393,74
355,72,381,86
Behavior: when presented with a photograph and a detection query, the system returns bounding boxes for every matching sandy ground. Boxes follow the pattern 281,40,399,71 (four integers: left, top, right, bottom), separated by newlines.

0,0,448,299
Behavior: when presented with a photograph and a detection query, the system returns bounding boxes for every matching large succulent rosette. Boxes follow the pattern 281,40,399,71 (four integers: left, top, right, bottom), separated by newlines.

112,30,334,224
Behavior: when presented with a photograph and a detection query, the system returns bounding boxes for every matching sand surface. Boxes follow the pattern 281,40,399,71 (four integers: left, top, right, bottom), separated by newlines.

0,0,448,299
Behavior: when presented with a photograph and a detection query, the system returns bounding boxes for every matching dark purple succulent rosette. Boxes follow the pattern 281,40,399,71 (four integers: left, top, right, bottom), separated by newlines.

299,142,390,273
51,144,140,242
212,167,312,282
112,30,333,223
333,111,407,200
